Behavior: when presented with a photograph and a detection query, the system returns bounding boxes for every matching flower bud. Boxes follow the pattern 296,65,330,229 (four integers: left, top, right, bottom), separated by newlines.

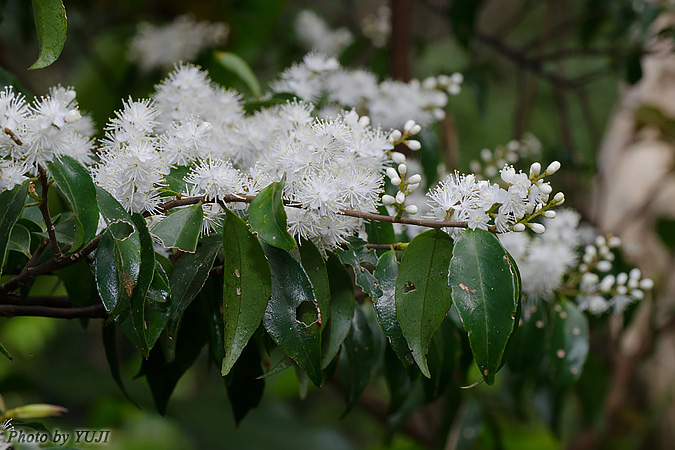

390,176,401,186
405,205,418,215
639,278,654,290
539,183,552,194
382,195,395,205
597,260,612,272
607,236,622,248
600,275,615,292
404,119,416,132
395,191,406,204
405,140,421,151
544,210,556,219
553,192,565,204
513,223,526,232
530,162,541,176
410,124,422,135
391,152,406,164
629,268,641,280
529,223,546,234
480,148,492,161
358,116,371,127
631,289,644,300
386,167,398,180
408,174,422,184
407,183,419,192
398,163,407,175
546,160,561,175
616,285,628,295
616,272,628,285
450,72,464,84
389,130,402,142
595,235,606,247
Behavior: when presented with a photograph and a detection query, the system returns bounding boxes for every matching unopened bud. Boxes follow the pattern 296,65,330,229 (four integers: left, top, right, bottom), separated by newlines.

382,195,396,205
389,130,402,142
513,223,526,232
405,205,418,215
539,183,552,194
408,174,422,184
390,176,401,186
398,164,407,175
404,120,416,132
530,162,541,176
529,223,546,234
639,278,654,290
396,191,406,204
410,124,422,135
386,167,398,180
407,183,420,192
544,210,556,219
553,192,565,204
546,160,561,175
405,140,421,151
391,152,406,164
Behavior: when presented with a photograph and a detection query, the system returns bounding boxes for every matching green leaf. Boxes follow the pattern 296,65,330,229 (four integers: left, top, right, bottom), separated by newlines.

47,156,99,251
141,308,209,415
144,265,172,351
214,51,262,97
337,237,382,298
163,166,191,194
321,254,355,369
8,223,31,257
258,355,294,379
449,229,519,385
396,229,454,378
0,181,28,277
548,300,589,386
55,259,97,308
262,244,322,387
221,209,271,375
0,341,12,361
365,205,396,247
225,341,265,425
299,239,331,331
165,239,221,361
243,92,300,115
33,214,78,246
29,0,67,70
150,204,203,253
372,251,415,369
96,186,130,226
338,305,375,415
102,323,138,407
248,180,296,251
117,214,156,357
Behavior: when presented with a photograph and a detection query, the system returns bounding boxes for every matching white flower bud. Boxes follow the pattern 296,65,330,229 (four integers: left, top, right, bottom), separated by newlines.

448,84,461,95
616,272,628,285
389,130,402,142
597,260,612,272
639,278,653,290
582,253,594,264
422,77,437,89
539,183,552,194
358,116,371,127
398,163,407,175
480,148,492,161
631,289,644,300
450,72,464,84
405,140,421,151
390,176,401,186
600,275,615,292
629,268,641,280
408,174,422,184
607,236,622,248
391,152,406,164
544,210,556,219
404,119,416,132
595,235,606,247
395,191,406,204
525,204,535,214
530,162,541,176
546,160,561,175
616,285,628,295
386,167,398,180
513,223,526,232
469,160,481,173
382,194,396,205
579,263,588,272
410,124,422,135
407,183,419,192
405,205,418,215
627,278,638,289
553,192,565,204
529,223,546,234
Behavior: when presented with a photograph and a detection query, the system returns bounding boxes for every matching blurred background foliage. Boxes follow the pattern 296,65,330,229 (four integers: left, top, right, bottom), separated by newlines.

1,0,673,448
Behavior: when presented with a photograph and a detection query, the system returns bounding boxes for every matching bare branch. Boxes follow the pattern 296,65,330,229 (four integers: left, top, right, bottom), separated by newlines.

0,303,107,319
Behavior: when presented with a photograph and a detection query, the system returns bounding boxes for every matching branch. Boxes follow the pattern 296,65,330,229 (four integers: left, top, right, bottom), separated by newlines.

0,303,107,319
1,294,72,307
37,164,63,260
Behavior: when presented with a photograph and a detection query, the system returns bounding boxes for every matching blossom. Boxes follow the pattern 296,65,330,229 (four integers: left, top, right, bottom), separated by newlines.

295,10,353,56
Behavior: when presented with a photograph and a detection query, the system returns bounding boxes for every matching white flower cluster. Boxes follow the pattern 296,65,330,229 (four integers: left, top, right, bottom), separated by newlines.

270,53,462,129
576,236,653,315
469,132,542,179
0,86,94,192
129,15,228,72
425,161,563,238
295,10,354,57
500,210,581,300
361,6,392,48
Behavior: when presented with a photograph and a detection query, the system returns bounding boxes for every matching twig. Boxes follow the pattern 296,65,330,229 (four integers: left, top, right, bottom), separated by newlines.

20,241,46,275
389,0,413,81
0,303,107,319
0,294,72,307
3,127,23,146
37,164,62,260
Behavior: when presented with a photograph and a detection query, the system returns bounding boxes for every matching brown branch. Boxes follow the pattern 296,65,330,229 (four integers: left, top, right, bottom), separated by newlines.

37,164,62,260
20,241,46,275
3,127,23,146
0,295,72,307
0,303,107,319
389,0,413,81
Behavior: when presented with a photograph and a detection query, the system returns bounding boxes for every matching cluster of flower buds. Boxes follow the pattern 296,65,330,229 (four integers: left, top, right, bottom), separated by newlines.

388,119,422,151
422,73,464,96
382,162,422,216
509,161,564,234
576,235,654,314
469,132,542,179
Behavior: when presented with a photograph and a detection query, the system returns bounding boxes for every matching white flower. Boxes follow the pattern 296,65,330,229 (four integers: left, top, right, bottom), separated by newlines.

184,158,244,201
295,10,353,56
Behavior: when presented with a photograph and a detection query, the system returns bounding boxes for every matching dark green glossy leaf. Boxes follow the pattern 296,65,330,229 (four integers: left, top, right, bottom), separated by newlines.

225,341,265,425
96,186,131,226
202,274,225,365
164,165,191,194
47,156,99,251
55,259,97,308
338,305,375,416
365,205,396,247
150,204,203,253
16,217,43,234
258,355,294,379
248,180,296,251
508,304,547,372
8,223,31,257
337,237,381,298
299,239,331,331
214,51,262,97
321,254,355,369
396,229,454,378
144,265,172,350
548,300,589,386
33,214,77,246
166,239,221,361
141,308,208,415
262,244,322,387
0,341,12,361
221,209,271,375
102,323,137,406
0,181,28,277
419,128,441,187
29,0,67,69
372,251,415,369
449,229,519,385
